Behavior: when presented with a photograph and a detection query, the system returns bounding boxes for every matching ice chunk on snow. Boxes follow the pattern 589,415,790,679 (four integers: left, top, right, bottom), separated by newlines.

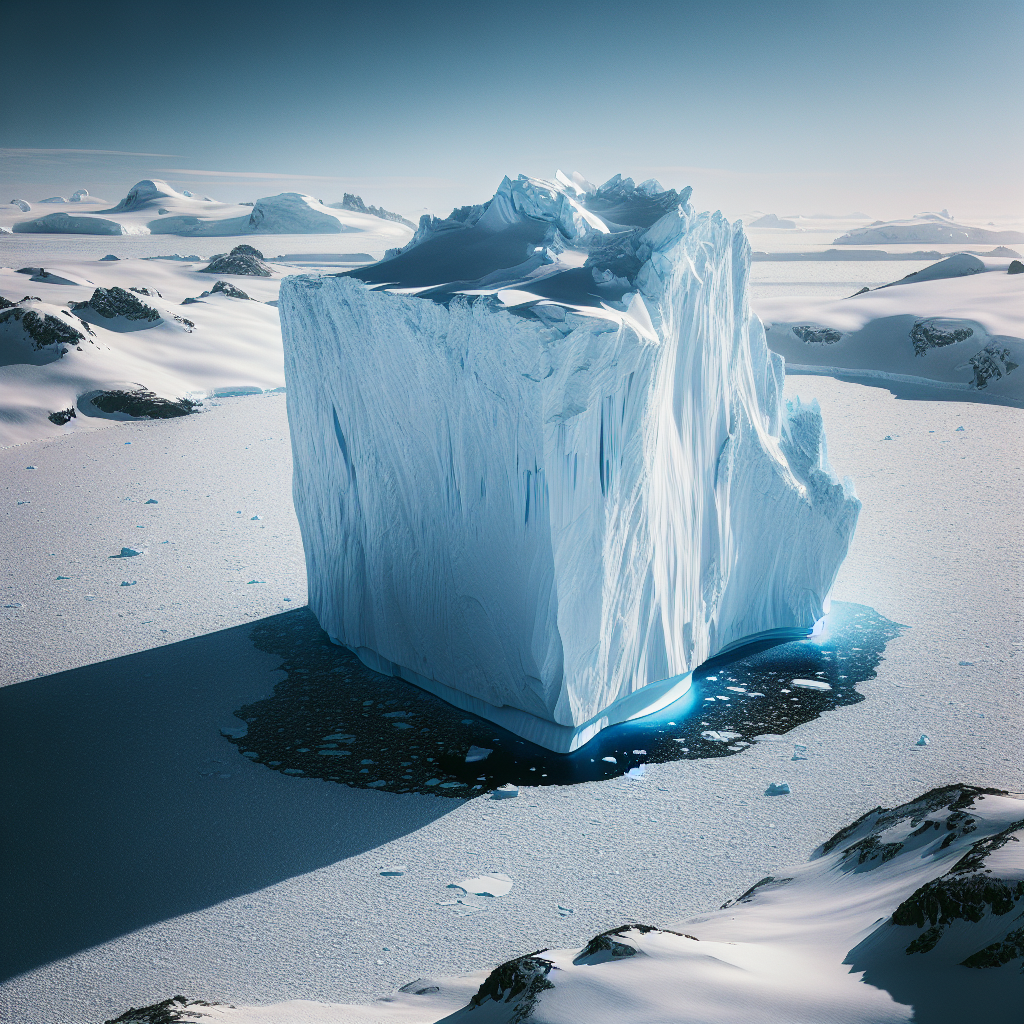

792,743,808,760
626,765,646,779
465,746,492,762
280,171,860,752
493,784,519,799
916,734,930,746
765,782,791,796
379,866,407,876
114,547,144,557
792,679,832,691
452,872,513,897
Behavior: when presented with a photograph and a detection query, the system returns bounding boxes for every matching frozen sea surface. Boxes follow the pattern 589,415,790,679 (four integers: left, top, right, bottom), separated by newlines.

0,378,1021,1023
0,231,402,266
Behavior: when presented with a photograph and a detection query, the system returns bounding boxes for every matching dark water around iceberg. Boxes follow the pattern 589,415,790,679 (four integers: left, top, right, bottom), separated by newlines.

227,601,905,796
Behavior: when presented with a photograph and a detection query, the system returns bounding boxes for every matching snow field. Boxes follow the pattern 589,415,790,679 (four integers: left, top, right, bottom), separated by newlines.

1,377,1020,1022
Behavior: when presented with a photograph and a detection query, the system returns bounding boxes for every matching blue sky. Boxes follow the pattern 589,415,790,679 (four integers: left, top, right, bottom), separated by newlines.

1,0,1021,221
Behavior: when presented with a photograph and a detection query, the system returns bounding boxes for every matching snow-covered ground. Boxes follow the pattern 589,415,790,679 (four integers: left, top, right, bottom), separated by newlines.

2,181,414,242
756,255,1024,405
1,375,1020,1023
119,784,1023,1024
0,249,375,447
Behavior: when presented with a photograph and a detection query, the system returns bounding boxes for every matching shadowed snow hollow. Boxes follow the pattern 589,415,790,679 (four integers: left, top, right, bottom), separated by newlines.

279,172,861,751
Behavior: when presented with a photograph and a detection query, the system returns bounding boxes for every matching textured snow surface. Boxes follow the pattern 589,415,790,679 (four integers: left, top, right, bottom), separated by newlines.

1,381,1021,1024
758,261,1024,404
86,786,1024,1023
280,174,861,749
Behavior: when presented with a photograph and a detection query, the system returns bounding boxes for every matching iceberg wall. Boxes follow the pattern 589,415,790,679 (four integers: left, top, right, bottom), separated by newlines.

280,173,861,751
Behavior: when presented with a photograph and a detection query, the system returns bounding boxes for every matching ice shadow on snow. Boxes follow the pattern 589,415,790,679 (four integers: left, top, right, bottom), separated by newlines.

0,613,457,985
786,367,1024,409
227,601,905,797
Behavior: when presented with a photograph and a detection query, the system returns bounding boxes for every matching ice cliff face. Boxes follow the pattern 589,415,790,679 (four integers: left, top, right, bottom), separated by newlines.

279,172,861,751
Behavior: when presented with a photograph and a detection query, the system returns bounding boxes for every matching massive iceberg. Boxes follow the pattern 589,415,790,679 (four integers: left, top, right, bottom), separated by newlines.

279,172,861,751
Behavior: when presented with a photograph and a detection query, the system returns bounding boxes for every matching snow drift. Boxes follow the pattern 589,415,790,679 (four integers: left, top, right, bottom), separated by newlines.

279,172,861,751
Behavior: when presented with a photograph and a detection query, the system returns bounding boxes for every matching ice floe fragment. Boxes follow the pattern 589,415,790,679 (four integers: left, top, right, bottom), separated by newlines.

465,746,492,762
765,782,791,796
701,730,743,743
792,679,832,691
452,872,513,897
493,784,519,799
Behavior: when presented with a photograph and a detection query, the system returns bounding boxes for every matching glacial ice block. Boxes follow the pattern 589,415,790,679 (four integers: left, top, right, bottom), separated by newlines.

279,172,861,751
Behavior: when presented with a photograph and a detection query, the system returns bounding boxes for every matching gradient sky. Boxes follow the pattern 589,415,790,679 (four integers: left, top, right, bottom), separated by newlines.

1,0,1021,222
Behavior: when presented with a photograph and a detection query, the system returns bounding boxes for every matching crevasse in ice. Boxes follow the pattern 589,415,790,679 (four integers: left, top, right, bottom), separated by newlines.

279,172,861,751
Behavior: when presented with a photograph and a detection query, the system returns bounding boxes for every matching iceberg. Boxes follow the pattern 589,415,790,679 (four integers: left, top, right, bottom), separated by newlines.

279,172,861,751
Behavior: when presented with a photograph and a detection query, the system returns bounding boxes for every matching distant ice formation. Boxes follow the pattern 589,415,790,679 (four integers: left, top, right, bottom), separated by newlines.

835,212,1024,245
280,171,861,751
7,180,414,240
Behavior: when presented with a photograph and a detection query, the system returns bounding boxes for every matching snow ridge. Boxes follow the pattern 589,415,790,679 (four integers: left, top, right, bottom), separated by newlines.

280,172,861,750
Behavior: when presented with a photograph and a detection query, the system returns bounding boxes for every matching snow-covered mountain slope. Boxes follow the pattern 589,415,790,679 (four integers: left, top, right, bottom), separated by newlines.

835,213,1024,245
757,258,1024,404
279,172,861,751
101,785,1024,1024
2,180,414,241
0,253,289,446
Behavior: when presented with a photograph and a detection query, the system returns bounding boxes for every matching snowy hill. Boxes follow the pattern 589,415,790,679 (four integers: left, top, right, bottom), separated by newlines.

0,248,290,445
757,256,1023,403
835,212,1024,246
101,784,1024,1023
2,180,414,240
280,171,861,751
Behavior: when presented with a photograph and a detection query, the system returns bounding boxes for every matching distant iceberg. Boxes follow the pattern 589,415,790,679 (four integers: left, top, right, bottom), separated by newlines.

280,172,861,751
834,212,1024,245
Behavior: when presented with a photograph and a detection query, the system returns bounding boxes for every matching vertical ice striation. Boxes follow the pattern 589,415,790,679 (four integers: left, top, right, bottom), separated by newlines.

280,173,860,751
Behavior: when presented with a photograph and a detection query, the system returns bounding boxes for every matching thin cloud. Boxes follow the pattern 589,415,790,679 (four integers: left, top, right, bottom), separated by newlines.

156,168,458,188
0,148,182,158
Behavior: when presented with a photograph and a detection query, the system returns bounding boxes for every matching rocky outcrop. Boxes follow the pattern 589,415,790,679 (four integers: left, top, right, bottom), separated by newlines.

331,193,416,228
200,246,272,277
71,287,161,323
87,390,201,419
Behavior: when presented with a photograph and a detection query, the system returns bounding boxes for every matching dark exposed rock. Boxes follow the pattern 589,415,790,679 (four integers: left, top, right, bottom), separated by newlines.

200,247,272,277
817,785,1006,858
72,286,161,323
227,244,264,258
205,281,251,300
48,407,76,425
970,344,1019,389
469,952,555,1021
0,295,15,309
910,319,973,356
0,307,86,348
88,390,201,419
792,324,843,345
130,286,162,298
961,926,1024,968
722,875,795,907
104,994,220,1023
1007,260,1023,274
